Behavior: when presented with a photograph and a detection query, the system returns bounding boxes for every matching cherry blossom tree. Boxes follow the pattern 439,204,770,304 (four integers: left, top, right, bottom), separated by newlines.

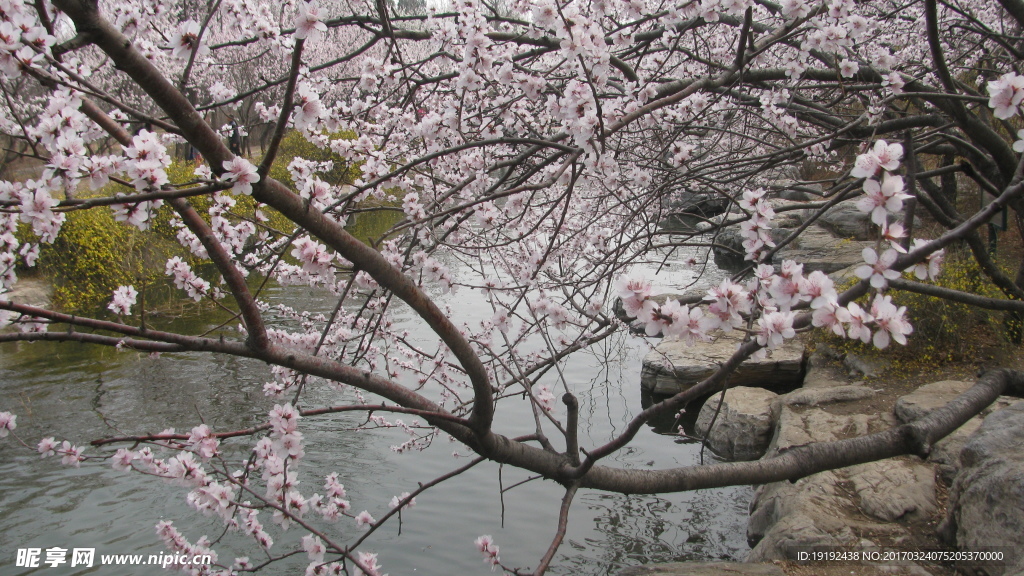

3,0,1024,574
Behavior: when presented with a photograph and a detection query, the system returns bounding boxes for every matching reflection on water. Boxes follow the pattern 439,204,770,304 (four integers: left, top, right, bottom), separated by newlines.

0,220,752,575
345,206,404,246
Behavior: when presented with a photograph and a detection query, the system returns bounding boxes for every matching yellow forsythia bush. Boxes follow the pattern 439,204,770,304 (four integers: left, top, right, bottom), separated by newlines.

29,131,361,312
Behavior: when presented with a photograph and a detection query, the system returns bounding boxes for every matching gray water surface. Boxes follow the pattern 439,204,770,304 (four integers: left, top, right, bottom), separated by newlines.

0,244,751,576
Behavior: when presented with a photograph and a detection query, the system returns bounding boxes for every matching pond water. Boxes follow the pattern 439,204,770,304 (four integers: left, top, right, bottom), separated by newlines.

0,227,753,575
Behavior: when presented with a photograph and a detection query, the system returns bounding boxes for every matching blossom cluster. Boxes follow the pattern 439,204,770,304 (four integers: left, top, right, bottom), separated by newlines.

474,534,501,568
616,135,951,355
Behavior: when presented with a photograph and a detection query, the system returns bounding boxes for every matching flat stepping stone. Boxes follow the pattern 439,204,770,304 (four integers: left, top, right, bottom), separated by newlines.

640,332,804,395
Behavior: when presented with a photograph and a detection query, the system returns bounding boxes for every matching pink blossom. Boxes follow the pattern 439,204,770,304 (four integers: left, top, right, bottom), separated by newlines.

767,261,807,311
402,192,426,220
851,140,903,178
870,294,912,348
881,221,908,252
353,551,384,576
839,59,859,78
389,491,417,510
987,72,1024,119
882,71,905,95
354,510,375,529
780,0,812,20
302,534,326,563
223,157,260,195
0,411,15,437
19,186,56,228
170,20,209,60
659,300,714,345
534,383,557,412
614,271,652,317
269,403,301,435
124,130,171,191
474,535,500,567
38,437,57,457
845,302,874,343
756,311,796,349
112,200,163,231
491,309,511,333
60,440,85,467
737,187,768,212
811,299,850,337
276,431,304,459
188,424,220,459
856,173,911,226
804,270,837,309
324,473,346,498
1014,129,1024,153
290,237,333,276
292,83,323,132
165,257,210,301
910,239,944,281
108,285,138,316
855,247,900,289
166,452,207,486
705,280,750,331
111,448,135,471
294,3,327,44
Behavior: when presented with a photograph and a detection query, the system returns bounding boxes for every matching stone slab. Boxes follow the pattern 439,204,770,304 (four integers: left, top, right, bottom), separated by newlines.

942,401,1024,576
695,386,778,461
640,333,804,395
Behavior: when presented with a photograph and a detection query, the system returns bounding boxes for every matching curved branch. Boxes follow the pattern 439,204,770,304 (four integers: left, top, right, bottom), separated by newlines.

52,0,496,437
257,37,305,177
168,197,270,350
575,368,1024,493
890,278,1024,311
533,483,578,576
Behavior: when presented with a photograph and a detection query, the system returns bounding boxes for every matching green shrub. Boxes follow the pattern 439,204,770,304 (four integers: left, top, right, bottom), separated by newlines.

264,130,359,190
27,132,372,312
32,159,209,312
822,247,1011,369
37,203,185,311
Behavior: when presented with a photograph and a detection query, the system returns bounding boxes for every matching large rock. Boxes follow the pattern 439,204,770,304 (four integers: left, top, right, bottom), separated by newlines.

808,198,875,240
613,292,688,324
775,226,873,274
894,380,974,423
747,407,934,562
800,346,856,389
1,276,52,308
800,198,920,241
711,224,870,275
665,191,730,218
772,180,823,202
893,379,1014,424
895,379,1017,483
640,333,804,395
929,417,984,485
766,406,879,457
747,468,882,562
843,353,888,378
618,562,785,576
769,199,805,228
773,385,875,410
941,401,1024,576
695,387,778,461
846,459,937,522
